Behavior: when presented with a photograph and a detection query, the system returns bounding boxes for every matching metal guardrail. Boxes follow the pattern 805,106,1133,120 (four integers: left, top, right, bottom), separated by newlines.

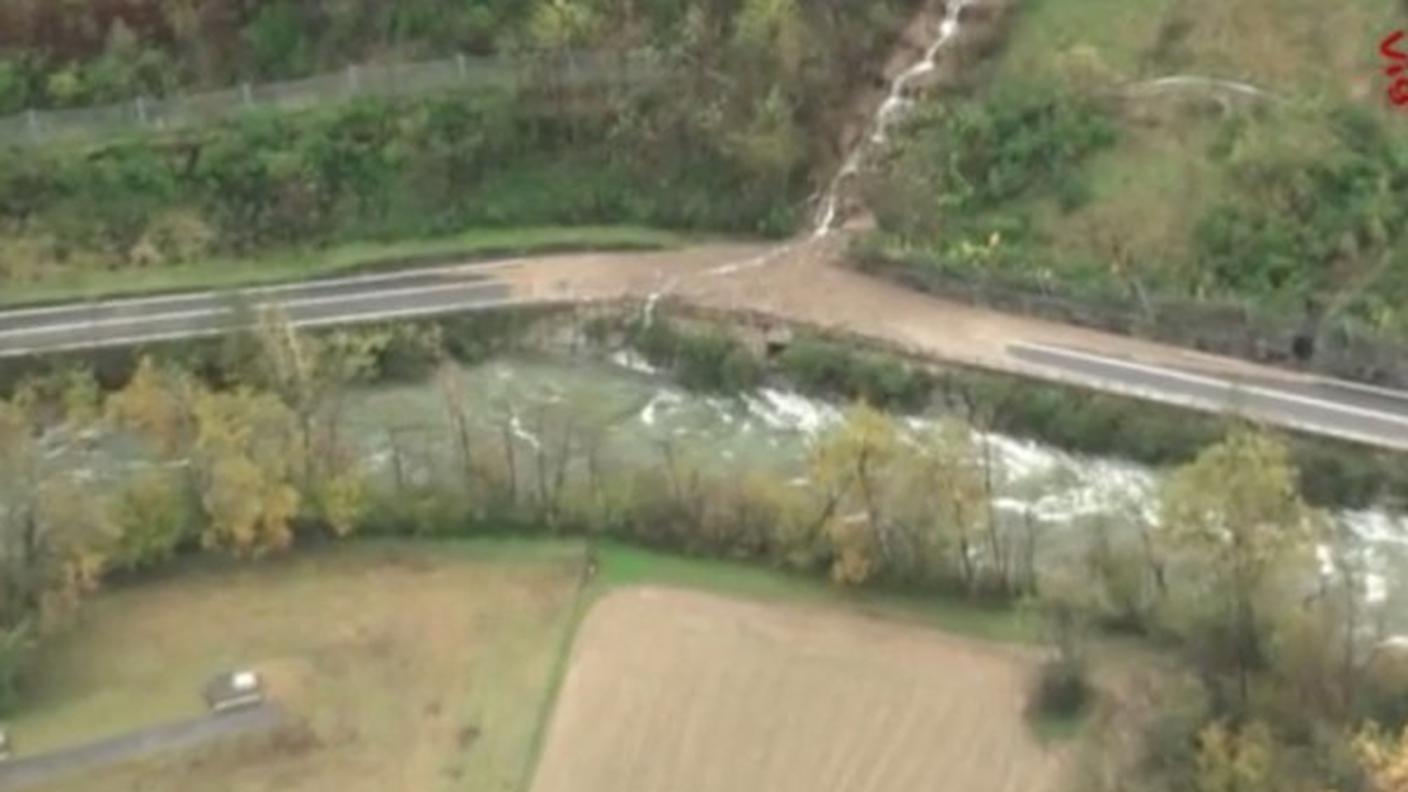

0,50,663,148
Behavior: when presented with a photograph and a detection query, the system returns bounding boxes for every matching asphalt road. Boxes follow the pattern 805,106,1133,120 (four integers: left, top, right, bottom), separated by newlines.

0,264,517,358
1008,342,1408,451
0,703,283,790
5,260,1408,453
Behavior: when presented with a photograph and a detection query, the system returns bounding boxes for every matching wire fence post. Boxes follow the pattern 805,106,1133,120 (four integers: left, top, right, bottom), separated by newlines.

347,64,361,96
241,82,254,109
456,53,468,81
135,96,148,125
25,109,39,144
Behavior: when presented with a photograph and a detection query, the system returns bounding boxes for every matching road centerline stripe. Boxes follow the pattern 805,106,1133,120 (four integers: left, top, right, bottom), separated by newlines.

1008,341,1408,431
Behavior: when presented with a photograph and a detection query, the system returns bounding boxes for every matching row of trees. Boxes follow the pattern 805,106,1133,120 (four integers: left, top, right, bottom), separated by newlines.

0,314,444,708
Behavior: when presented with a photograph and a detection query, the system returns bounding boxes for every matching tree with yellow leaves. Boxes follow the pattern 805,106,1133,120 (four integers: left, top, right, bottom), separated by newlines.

107,356,197,458
1355,724,1408,792
110,358,309,558
1160,427,1322,708
0,400,113,632
191,388,302,557
808,404,902,585
1194,720,1277,792
249,311,377,537
895,420,989,593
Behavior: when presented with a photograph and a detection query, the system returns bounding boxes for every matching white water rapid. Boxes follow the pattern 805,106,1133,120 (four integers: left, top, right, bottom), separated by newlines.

642,0,977,323
812,0,975,236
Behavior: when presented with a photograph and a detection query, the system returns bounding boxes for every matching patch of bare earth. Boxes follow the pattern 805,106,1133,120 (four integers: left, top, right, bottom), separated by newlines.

501,235,1315,386
530,586,1067,792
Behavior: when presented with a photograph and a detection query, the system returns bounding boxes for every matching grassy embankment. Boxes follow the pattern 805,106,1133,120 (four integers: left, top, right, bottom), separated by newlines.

0,225,686,308
866,0,1407,341
997,0,1396,286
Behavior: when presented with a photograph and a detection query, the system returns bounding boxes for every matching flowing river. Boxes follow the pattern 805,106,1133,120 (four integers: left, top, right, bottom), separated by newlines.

345,353,1408,632
30,351,1408,637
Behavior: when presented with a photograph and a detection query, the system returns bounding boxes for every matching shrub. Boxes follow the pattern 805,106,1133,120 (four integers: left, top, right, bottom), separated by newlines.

625,319,763,395
110,472,199,571
778,338,933,411
676,333,761,393
129,209,216,267
372,323,446,382
1034,655,1092,718
869,79,1117,236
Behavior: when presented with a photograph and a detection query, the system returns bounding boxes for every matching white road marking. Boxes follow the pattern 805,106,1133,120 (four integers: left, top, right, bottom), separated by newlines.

1009,342,1408,431
0,258,529,320
1003,347,1408,452
0,294,547,359
1305,374,1408,404
0,280,509,340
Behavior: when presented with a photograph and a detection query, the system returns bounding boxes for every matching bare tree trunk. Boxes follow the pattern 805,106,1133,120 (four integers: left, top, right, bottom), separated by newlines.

438,369,475,485
855,450,893,566
980,433,1008,593
500,419,518,506
388,429,406,495
1020,508,1038,596
533,411,550,515
551,419,576,524
1338,551,1361,717
954,503,976,596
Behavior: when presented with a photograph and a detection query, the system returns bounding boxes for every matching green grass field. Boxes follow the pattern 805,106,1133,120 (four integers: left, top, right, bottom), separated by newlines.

1,225,686,308
19,538,1033,791
596,542,1033,644
965,0,1408,290
1000,0,1393,94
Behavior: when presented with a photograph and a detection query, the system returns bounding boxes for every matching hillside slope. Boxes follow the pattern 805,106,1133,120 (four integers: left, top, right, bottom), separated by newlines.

865,0,1408,343
0,1,922,292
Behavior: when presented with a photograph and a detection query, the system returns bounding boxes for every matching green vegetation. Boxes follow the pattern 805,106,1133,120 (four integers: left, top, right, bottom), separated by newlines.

866,79,1118,255
867,0,1408,379
1,225,683,307
0,0,921,294
0,92,795,291
627,318,764,394
598,542,1031,644
776,337,934,412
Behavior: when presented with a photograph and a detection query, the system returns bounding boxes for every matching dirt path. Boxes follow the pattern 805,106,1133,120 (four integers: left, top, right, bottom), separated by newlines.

530,586,1066,792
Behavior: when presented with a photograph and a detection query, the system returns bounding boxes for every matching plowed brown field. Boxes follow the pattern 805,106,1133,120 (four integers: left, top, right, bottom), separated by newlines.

530,587,1068,792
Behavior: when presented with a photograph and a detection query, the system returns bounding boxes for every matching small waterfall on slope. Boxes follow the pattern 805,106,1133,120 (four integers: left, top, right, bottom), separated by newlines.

812,0,976,237
643,0,978,323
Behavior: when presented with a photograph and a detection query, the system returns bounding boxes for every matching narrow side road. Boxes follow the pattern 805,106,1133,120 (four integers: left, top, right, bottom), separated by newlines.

0,704,283,791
